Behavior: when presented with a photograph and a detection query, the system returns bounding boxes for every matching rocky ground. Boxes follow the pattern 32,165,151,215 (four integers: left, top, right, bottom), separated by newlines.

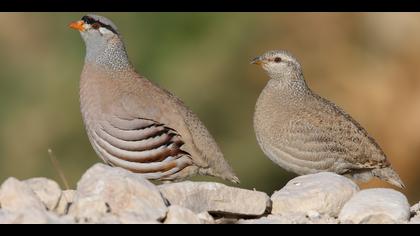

0,163,418,224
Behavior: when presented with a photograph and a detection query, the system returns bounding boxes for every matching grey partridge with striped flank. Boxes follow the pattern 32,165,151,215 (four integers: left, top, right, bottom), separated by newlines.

70,15,238,183
251,50,404,188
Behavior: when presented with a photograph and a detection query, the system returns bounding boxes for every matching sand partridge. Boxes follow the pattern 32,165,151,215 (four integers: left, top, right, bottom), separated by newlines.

251,50,404,188
69,15,239,183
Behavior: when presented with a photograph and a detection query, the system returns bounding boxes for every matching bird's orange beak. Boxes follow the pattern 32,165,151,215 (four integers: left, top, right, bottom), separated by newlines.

69,20,85,31
250,56,264,66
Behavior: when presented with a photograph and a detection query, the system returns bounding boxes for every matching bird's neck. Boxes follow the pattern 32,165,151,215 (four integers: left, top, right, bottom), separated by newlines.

85,39,133,72
267,70,310,96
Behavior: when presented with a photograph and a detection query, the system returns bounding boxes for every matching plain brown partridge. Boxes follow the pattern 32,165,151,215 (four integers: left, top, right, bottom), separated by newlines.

252,50,404,188
69,15,239,183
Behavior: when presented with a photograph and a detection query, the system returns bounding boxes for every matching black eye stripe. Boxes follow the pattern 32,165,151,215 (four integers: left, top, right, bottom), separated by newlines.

81,16,118,35
81,16,95,25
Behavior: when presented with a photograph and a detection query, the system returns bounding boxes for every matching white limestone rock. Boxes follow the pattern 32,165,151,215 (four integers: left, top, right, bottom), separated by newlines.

271,172,359,216
0,210,19,224
411,202,419,215
410,215,420,224
0,177,45,212
237,212,338,224
68,164,167,223
0,177,75,224
197,211,215,224
0,208,74,224
164,205,202,224
24,178,62,211
159,181,271,217
54,190,77,215
339,188,410,224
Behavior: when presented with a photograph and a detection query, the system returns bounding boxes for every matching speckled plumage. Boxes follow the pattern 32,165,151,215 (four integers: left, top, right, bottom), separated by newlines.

74,15,238,183
252,50,404,188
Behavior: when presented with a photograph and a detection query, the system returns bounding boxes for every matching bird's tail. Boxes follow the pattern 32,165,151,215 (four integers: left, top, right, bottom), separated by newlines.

199,167,240,184
226,174,240,184
372,167,405,189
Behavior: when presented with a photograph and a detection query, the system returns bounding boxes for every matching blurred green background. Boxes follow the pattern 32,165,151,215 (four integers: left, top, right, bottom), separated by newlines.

1,13,419,204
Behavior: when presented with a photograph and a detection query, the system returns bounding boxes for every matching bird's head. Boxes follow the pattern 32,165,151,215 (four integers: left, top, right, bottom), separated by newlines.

69,15,120,43
251,50,303,80
69,15,130,69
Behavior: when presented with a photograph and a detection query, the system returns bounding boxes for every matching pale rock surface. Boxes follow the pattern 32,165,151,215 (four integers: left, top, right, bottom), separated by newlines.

117,212,161,224
88,212,161,224
197,212,214,224
237,212,338,224
164,205,202,224
271,172,359,216
214,217,239,224
159,181,271,216
54,190,77,215
410,216,420,224
24,178,62,211
68,196,110,223
0,208,74,224
0,209,19,224
410,202,420,224
339,188,410,224
0,177,45,212
0,164,417,224
411,202,419,214
68,164,167,223
0,178,69,223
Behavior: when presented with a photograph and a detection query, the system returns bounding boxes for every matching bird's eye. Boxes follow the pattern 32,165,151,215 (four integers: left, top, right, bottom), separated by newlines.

274,57,282,63
92,23,101,30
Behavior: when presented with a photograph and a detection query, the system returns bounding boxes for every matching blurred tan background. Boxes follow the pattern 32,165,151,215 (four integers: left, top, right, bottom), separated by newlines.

0,13,419,203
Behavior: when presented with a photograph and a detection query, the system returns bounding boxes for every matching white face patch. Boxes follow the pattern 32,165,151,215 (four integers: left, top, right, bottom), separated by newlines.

83,24,92,31
99,27,113,35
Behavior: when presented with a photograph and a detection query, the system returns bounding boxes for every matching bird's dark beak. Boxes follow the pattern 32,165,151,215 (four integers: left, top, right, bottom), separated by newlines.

251,56,264,65
69,20,85,31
